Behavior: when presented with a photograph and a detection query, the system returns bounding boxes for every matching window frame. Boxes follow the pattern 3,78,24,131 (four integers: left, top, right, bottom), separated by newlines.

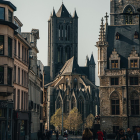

8,9,12,22
111,60,119,69
111,100,120,115
0,7,5,20
131,99,139,115
0,35,4,55
130,59,138,68
130,77,138,85
0,66,4,84
7,67,12,86
8,37,12,58
111,77,119,86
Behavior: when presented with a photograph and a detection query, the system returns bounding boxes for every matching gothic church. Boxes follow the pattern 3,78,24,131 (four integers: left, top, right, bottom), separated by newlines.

44,3,99,129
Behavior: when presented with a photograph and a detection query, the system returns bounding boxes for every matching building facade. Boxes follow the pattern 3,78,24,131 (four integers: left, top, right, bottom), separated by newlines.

0,1,17,140
97,0,140,134
13,16,30,140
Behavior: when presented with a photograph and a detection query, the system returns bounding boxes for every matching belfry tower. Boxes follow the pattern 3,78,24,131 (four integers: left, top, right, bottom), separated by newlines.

48,3,78,80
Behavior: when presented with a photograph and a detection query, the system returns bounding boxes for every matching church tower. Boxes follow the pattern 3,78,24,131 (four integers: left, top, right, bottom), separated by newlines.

48,3,78,80
110,0,140,25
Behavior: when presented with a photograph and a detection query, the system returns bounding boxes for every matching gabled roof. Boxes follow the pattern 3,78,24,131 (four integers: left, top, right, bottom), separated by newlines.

56,3,71,18
57,56,84,77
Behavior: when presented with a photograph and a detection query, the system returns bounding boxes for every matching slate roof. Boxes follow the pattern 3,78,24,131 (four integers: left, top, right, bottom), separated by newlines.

56,3,71,18
107,25,139,68
57,56,84,77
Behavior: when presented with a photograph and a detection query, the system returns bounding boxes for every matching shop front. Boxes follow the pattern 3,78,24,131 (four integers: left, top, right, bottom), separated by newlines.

13,111,29,140
0,100,13,140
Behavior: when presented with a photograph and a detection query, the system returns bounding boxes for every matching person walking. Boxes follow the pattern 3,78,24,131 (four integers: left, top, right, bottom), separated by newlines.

115,129,126,140
82,128,93,140
125,128,133,140
103,130,107,140
97,129,104,140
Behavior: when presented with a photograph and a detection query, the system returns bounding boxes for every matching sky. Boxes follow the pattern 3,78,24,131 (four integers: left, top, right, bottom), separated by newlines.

10,0,110,86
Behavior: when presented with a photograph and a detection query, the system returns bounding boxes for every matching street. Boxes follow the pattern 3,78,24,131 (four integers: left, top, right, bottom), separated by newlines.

51,134,82,140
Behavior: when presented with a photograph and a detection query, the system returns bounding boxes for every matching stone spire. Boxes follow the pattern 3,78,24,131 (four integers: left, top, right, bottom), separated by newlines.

52,7,56,17
85,55,89,66
99,17,106,42
73,9,78,18
89,53,95,65
104,12,109,24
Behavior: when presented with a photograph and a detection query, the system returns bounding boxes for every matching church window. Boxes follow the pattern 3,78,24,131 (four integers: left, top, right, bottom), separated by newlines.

56,97,62,109
131,100,139,115
71,96,75,109
111,60,118,68
130,77,138,85
78,96,84,119
134,31,139,39
74,78,77,88
58,47,60,62
58,25,60,40
111,100,119,115
66,78,68,88
68,26,70,41
130,59,138,68
111,78,119,85
61,26,63,40
65,26,67,40
116,32,119,40
124,6,133,24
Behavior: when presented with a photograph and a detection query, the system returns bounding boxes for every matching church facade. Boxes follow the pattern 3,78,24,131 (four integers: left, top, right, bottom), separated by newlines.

44,3,99,130
97,0,140,134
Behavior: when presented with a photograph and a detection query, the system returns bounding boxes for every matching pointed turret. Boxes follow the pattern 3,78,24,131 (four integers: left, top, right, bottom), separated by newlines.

56,3,70,17
85,55,89,66
52,8,56,17
89,53,95,65
73,9,78,18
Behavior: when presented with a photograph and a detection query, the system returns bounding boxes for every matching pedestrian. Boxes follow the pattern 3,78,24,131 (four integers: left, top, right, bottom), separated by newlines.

82,128,93,140
125,128,133,140
97,129,104,140
115,129,126,140
56,131,59,140
133,126,140,140
103,130,107,140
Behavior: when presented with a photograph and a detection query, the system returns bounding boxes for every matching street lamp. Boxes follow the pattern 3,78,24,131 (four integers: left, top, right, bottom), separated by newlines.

119,9,140,128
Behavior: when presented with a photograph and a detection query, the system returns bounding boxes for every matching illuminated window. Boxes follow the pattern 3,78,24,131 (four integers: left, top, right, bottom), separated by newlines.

134,31,139,39
111,60,118,68
130,60,138,68
116,32,119,40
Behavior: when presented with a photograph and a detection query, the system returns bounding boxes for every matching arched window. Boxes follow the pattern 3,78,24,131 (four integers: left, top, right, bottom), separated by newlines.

110,92,120,115
66,78,68,88
58,25,61,40
58,47,60,62
74,78,78,89
64,96,68,113
71,96,75,109
65,26,67,40
68,26,70,41
130,92,139,115
78,96,84,119
57,97,62,109
124,6,133,24
61,26,63,40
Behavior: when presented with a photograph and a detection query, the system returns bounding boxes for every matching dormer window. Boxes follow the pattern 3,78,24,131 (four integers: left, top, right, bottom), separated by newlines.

8,10,12,22
111,60,118,68
134,31,139,39
130,59,138,68
116,32,119,40
0,7,5,20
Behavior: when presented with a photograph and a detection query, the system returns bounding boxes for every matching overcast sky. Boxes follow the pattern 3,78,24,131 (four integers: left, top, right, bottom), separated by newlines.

10,0,110,86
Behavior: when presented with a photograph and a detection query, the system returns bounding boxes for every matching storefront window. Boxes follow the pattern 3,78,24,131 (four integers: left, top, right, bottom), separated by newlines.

20,120,25,136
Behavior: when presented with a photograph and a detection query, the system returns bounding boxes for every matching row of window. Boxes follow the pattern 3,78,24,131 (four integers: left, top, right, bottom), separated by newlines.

0,7,12,22
111,77,138,85
111,99,139,115
13,89,28,111
14,66,28,87
0,66,12,85
111,59,138,69
14,39,29,65
58,25,70,41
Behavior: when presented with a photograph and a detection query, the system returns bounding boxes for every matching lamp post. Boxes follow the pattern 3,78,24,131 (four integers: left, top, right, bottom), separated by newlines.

119,9,140,128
